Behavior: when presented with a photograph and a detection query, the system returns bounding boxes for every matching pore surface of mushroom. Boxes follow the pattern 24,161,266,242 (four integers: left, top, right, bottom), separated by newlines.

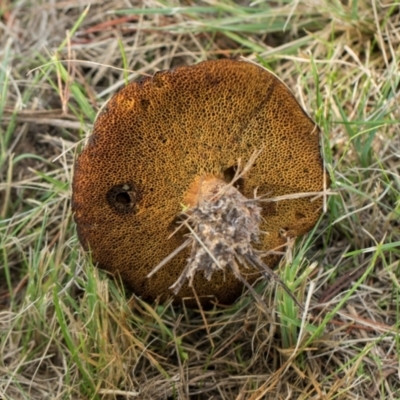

72,59,328,306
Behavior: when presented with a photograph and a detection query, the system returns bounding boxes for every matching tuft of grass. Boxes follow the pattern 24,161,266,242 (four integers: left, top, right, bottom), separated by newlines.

1,0,399,399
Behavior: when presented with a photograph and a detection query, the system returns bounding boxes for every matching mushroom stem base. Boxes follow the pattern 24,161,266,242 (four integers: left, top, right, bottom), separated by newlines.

173,176,262,293
149,176,302,308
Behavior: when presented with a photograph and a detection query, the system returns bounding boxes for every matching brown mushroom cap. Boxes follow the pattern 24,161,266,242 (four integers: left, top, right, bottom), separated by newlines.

72,59,327,306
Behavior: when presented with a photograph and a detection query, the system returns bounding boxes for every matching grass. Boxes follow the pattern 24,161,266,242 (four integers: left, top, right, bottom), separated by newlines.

0,0,399,399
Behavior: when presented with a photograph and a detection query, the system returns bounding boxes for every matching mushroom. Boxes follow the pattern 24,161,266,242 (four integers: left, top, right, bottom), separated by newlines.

72,59,328,306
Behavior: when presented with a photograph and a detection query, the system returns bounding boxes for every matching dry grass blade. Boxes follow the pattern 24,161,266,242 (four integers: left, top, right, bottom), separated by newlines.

147,239,191,279
244,253,303,310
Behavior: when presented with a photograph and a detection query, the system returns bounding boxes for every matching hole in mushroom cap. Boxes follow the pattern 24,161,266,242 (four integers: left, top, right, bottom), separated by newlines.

223,165,244,191
106,184,138,214
115,192,131,205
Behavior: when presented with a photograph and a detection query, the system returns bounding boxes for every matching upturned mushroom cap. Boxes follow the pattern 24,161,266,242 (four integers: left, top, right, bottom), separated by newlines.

72,59,327,306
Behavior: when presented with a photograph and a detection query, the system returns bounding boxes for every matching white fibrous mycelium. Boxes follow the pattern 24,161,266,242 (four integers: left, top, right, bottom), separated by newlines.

171,179,262,293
